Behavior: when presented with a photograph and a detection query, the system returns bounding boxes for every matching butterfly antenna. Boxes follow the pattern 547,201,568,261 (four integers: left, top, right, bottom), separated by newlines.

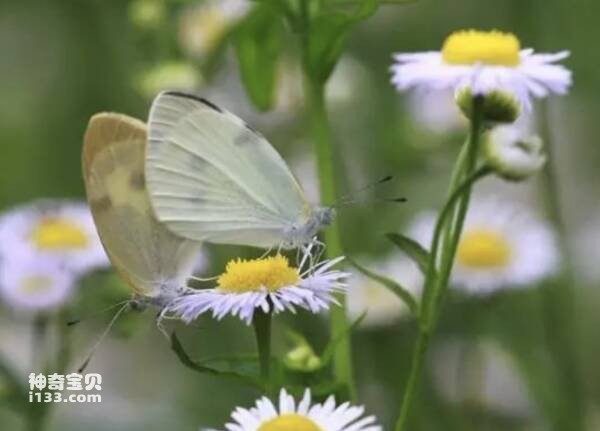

332,175,394,207
67,300,130,326
76,302,130,373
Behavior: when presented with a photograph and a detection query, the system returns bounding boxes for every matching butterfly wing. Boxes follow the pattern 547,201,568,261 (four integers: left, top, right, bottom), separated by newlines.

145,91,311,248
82,113,201,298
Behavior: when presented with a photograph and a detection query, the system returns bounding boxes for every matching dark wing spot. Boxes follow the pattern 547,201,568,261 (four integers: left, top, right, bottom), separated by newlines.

91,196,112,212
129,171,146,190
164,91,223,113
234,128,260,146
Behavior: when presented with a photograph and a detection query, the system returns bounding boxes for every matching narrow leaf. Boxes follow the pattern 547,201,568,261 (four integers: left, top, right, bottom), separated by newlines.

347,257,418,314
386,233,430,275
170,333,260,387
233,4,283,110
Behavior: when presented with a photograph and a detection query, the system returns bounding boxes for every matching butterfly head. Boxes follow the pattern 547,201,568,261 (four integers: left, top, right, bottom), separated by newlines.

283,206,336,249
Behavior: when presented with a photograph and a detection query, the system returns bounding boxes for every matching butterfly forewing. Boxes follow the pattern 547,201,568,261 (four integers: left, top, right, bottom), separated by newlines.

145,91,311,248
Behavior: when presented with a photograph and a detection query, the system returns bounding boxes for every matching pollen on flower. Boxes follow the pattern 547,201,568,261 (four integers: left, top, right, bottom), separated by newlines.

217,255,301,293
442,30,521,66
258,414,322,431
457,229,512,268
31,218,89,250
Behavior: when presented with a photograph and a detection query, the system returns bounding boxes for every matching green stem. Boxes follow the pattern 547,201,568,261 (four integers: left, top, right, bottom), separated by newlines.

252,308,272,390
538,103,584,430
304,77,355,399
395,97,484,431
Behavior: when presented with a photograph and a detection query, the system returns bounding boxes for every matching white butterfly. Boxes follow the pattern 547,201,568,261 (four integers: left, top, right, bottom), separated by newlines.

82,113,202,309
145,91,335,250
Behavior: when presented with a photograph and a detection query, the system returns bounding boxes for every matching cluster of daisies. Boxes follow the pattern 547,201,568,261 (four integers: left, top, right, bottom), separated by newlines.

0,201,108,313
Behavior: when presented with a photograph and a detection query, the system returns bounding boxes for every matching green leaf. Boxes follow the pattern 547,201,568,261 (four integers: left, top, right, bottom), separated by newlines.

170,333,261,387
304,0,377,83
347,257,418,315
386,233,431,275
233,4,284,111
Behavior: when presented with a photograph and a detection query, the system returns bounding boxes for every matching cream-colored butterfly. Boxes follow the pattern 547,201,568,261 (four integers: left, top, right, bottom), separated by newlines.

145,91,335,250
82,113,201,308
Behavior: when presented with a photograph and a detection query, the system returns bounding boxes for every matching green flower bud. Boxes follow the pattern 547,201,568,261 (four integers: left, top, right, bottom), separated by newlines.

129,0,166,30
284,344,322,372
484,125,546,181
456,88,521,124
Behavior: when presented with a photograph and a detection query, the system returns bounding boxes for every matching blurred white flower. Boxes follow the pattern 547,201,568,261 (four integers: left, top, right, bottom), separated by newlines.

136,61,202,99
0,260,74,312
432,339,534,418
484,125,546,181
178,0,250,60
0,200,108,277
347,254,422,327
406,89,464,135
212,387,381,431
391,29,572,110
410,199,559,293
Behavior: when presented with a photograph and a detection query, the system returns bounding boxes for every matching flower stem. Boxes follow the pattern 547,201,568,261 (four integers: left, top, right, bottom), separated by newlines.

395,97,484,431
304,76,355,399
537,103,584,430
253,308,272,391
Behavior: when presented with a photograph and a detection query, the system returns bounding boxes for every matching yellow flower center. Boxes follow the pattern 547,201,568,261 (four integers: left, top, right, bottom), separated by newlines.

442,30,521,66
217,255,301,293
456,229,512,269
31,218,89,250
20,275,53,296
258,414,322,431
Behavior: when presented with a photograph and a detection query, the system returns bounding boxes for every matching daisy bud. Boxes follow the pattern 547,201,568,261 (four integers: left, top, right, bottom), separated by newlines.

456,88,521,124
484,125,546,181
285,344,322,372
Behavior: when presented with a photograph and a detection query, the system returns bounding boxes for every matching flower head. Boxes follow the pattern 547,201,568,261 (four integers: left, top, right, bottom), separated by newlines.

213,388,381,431
410,199,559,293
167,254,348,324
0,260,74,312
0,200,108,311
0,200,108,277
484,125,546,180
391,29,572,111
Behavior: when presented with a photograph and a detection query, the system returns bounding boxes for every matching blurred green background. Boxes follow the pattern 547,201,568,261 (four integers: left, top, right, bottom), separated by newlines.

1,0,599,430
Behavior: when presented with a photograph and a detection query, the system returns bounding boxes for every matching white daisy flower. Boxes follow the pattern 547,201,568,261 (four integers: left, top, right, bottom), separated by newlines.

391,29,572,110
347,255,423,328
0,260,75,312
410,199,559,293
0,200,109,276
213,387,381,431
168,254,348,325
178,0,250,60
